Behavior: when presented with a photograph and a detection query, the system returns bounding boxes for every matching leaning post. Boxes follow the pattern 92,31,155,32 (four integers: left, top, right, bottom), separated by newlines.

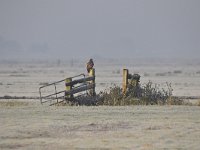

122,69,129,94
89,68,95,96
65,78,73,99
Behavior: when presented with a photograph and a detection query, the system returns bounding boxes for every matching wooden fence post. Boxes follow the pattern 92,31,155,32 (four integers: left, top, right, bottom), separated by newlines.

65,78,73,99
122,69,128,94
89,68,95,96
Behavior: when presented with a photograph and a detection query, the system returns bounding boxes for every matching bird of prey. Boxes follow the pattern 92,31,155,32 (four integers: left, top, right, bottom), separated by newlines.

86,59,94,73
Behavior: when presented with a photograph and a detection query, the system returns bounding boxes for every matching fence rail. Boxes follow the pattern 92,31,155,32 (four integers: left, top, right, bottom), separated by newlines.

39,69,95,105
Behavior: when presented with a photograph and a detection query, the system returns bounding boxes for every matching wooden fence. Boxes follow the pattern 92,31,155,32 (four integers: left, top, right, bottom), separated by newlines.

39,68,95,105
122,69,140,94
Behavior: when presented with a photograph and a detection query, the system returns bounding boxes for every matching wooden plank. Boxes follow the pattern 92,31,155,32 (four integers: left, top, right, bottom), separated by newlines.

65,83,95,96
65,76,95,86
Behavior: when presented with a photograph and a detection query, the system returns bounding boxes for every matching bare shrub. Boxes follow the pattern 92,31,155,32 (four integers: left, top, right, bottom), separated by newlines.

98,86,124,106
138,82,173,105
98,81,181,106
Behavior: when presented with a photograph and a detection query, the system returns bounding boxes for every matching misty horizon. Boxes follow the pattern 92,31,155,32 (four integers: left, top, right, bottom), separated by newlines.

0,0,200,60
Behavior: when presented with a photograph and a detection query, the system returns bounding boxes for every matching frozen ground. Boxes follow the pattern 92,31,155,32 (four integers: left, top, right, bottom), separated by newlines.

0,59,200,149
0,103,200,149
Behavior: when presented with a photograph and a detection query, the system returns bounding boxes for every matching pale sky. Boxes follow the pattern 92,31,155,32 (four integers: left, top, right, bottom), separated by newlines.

0,0,200,60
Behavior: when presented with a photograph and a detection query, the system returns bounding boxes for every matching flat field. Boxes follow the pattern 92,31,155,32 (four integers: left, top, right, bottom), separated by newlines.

0,59,200,149
0,58,200,98
0,102,200,149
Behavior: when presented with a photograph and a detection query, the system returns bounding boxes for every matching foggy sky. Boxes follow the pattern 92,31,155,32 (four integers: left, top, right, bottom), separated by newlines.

0,0,200,60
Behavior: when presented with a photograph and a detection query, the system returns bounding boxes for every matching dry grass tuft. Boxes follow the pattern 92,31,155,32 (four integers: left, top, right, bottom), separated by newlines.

166,97,185,105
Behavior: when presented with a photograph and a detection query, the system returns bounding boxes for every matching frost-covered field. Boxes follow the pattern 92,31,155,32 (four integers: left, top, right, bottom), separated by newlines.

0,103,200,149
0,59,200,149
0,58,200,97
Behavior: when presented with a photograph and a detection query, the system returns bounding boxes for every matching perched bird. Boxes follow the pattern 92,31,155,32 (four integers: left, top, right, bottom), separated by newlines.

86,59,94,73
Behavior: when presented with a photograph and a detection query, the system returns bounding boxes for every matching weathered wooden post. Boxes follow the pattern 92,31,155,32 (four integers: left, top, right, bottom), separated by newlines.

89,68,95,96
65,78,73,99
122,69,128,94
